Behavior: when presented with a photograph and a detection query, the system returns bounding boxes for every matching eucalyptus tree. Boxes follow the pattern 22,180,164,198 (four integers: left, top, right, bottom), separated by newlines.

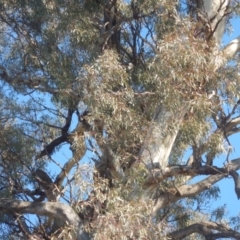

0,0,240,239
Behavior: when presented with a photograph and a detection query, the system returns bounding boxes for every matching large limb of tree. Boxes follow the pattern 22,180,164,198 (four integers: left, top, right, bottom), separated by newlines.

152,158,240,212
0,200,90,240
55,110,91,187
148,106,240,182
36,108,75,159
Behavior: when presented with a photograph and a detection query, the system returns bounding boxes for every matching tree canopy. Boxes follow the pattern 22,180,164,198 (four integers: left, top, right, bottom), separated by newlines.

0,0,240,239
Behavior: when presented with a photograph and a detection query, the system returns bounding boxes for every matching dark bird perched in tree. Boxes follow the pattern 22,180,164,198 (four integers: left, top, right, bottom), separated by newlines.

35,169,53,185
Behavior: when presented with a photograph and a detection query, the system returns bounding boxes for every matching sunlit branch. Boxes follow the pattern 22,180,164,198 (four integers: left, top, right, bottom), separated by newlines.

223,36,240,58
153,158,240,211
54,143,86,187
167,220,240,239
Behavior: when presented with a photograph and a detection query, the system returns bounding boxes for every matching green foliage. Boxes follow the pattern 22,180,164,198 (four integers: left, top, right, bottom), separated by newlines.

0,0,239,239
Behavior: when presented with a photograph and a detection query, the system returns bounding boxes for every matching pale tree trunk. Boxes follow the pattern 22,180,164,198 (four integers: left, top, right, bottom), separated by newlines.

139,104,189,171
199,0,229,44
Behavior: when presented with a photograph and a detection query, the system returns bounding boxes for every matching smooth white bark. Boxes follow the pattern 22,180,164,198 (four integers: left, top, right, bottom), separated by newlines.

202,0,229,43
139,105,188,171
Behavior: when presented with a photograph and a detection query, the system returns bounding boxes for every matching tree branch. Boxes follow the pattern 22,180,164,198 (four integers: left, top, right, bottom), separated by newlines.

55,110,91,190
153,158,240,212
0,199,89,240
34,169,61,202
150,165,227,181
13,213,31,238
0,66,80,99
167,220,240,239
36,108,74,160
54,144,86,188
36,135,68,160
